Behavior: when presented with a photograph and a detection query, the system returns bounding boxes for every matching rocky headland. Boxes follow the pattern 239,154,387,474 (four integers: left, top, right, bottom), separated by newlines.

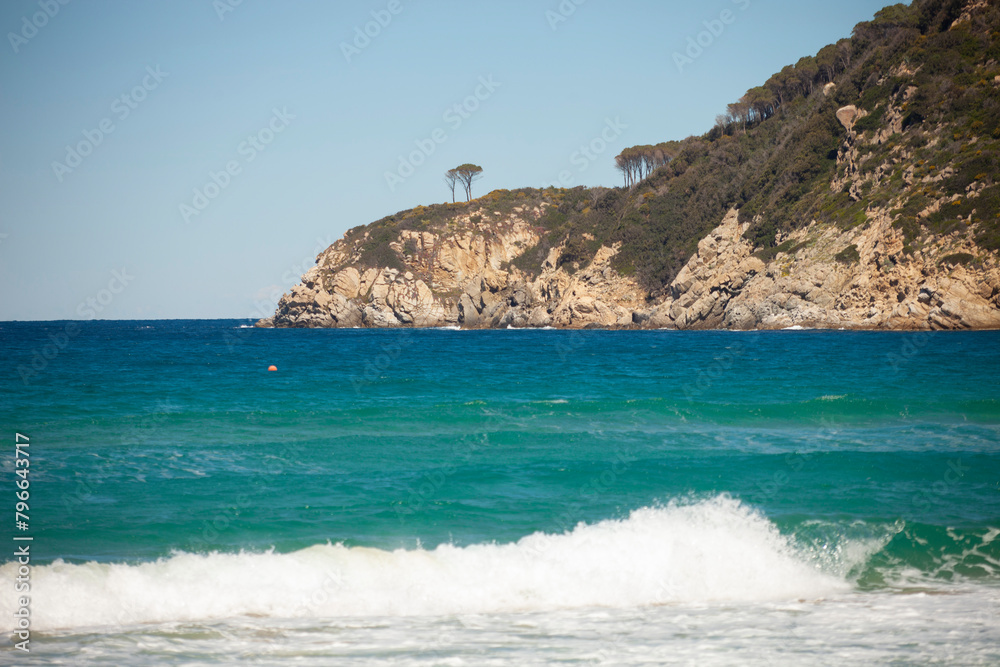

258,0,1000,331
257,200,1000,330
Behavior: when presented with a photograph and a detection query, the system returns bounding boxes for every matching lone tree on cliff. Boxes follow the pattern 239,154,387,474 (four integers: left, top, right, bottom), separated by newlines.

453,164,483,201
444,168,459,203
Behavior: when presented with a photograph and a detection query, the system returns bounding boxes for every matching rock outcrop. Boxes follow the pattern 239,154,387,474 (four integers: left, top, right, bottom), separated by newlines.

258,197,1000,331
257,205,650,330
648,208,1000,330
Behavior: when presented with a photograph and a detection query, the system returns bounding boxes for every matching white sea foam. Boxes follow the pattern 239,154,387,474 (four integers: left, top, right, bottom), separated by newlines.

0,496,857,632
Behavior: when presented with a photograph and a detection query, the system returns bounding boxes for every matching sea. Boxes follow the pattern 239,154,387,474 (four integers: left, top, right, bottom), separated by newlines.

1,320,998,666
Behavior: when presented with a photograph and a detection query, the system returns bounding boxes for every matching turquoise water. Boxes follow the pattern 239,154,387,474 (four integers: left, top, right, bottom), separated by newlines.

1,321,999,665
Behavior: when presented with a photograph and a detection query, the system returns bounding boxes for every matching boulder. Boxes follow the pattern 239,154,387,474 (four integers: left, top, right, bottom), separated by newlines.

528,307,552,328
333,268,361,299
836,105,861,131
459,293,480,328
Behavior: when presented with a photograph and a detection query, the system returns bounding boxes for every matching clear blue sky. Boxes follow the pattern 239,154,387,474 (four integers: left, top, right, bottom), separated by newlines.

0,0,900,320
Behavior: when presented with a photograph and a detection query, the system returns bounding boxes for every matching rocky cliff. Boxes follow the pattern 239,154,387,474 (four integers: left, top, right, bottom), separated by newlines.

648,208,1000,330
259,0,1000,331
258,202,650,330
258,193,1000,330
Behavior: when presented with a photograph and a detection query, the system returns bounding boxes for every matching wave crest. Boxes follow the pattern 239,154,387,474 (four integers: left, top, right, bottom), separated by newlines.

1,496,855,631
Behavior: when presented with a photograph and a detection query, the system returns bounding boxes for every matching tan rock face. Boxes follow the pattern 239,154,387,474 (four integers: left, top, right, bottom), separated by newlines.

650,207,1000,331
386,278,446,327
332,268,361,299
836,105,862,131
261,194,1000,331
651,210,762,329
262,204,650,329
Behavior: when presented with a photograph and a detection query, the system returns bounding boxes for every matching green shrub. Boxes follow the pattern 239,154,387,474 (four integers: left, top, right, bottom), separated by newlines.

939,252,974,265
557,234,602,273
755,239,809,262
358,225,405,271
855,108,886,133
835,244,861,264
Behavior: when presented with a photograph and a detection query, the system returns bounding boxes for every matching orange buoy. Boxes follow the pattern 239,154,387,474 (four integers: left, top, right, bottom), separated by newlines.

267,365,277,372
